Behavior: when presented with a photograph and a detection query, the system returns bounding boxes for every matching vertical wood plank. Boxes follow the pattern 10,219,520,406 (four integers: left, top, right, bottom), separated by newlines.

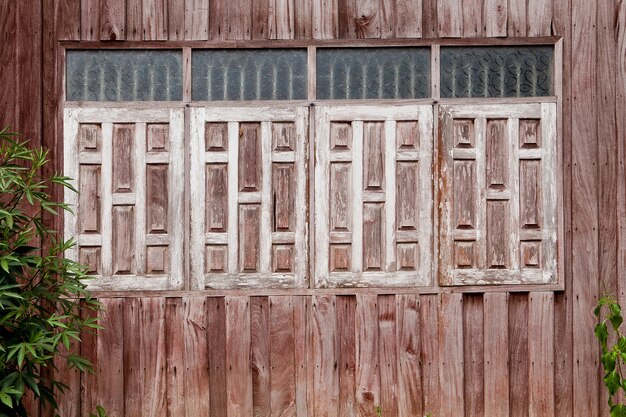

225,297,252,417
55,0,81,40
463,294,484,417
100,0,126,40
140,298,167,417
126,0,142,40
483,0,507,37
378,295,398,417
0,2,16,130
336,296,357,417
227,0,252,39
313,0,338,39
379,0,395,38
617,0,626,311
527,0,553,36
312,295,338,417
183,297,211,416
294,0,312,38
355,0,381,38
253,0,269,39
396,294,422,417
270,0,295,39
437,0,461,37
508,293,529,417
337,0,357,38
422,0,438,38
55,322,81,417
269,296,296,417
420,294,439,415
395,0,421,38
463,0,482,37
356,294,380,417
81,0,101,40
165,298,185,417
96,299,124,417
572,0,599,413
483,293,509,416
506,0,526,37
528,293,555,417
123,299,141,417
293,297,308,417
207,297,228,416
209,0,227,39
251,297,271,417
439,293,464,416
143,0,168,40
81,300,99,416
185,0,209,39
168,0,186,39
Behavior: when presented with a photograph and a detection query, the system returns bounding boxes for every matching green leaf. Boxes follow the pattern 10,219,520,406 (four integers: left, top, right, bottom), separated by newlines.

0,392,13,408
605,370,621,395
612,404,626,417
596,323,609,349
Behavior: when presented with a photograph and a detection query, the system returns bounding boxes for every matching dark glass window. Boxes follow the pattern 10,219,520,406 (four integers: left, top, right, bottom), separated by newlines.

316,48,430,100
66,50,183,101
440,46,554,98
192,49,308,101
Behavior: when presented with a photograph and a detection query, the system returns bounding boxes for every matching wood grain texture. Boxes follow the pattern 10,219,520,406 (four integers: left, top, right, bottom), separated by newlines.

483,292,509,416
207,297,228,416
126,0,142,40
462,0,482,37
355,294,380,417
462,294,484,417
269,296,297,417
123,299,141,417
439,293,464,416
0,0,17,130
355,0,381,39
100,0,125,40
507,0,526,37
55,0,81,40
165,298,185,417
81,0,100,40
96,298,124,417
252,0,269,39
527,0,553,36
420,295,439,414
437,0,462,37
251,296,271,417
167,0,185,40
311,295,338,417
508,293,529,417
336,295,357,417
184,0,209,39
395,0,421,38
378,295,398,417
396,294,422,417
143,0,168,40
183,297,211,416
225,297,253,416
529,292,555,417
483,0,507,37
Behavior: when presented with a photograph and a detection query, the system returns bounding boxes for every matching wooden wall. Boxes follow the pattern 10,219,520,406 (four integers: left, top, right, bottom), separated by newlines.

0,0,625,415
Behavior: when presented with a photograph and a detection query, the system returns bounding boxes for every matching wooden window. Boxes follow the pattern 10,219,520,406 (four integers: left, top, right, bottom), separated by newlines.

314,105,433,287
189,107,309,289
438,103,558,285
64,108,185,290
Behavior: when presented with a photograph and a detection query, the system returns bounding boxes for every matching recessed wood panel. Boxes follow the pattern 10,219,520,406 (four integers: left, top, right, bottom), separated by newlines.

239,205,261,272
146,246,169,274
206,245,228,273
272,122,295,151
79,247,101,274
273,164,295,232
454,241,475,268
363,203,384,271
453,119,475,148
79,124,101,151
330,244,351,272
453,160,476,229
363,122,385,191
272,245,294,272
112,206,134,274
520,241,541,269
396,161,419,230
330,163,352,232
206,164,228,232
239,123,262,192
146,164,169,234
330,122,352,150
396,121,419,150
206,122,228,152
147,124,169,152
487,201,509,268
486,119,508,190
79,165,101,234
520,160,542,229
397,243,418,271
112,124,134,193
519,119,541,149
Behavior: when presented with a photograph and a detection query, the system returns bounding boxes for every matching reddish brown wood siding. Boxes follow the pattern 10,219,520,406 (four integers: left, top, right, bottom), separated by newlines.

0,0,624,415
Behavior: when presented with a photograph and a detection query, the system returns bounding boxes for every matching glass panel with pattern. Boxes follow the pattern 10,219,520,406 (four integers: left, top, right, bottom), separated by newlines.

192,49,308,101
66,50,183,101
440,46,554,98
316,47,430,100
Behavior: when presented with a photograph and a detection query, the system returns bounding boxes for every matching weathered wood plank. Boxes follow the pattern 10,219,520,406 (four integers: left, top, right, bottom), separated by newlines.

395,0,421,38
420,295,439,415
572,0,599,413
226,297,253,416
294,0,311,38
528,293,555,417
126,0,142,40
55,0,81,40
226,0,252,39
483,0,507,37
506,0,525,37
269,296,296,417
123,299,141,417
462,0,482,37
207,297,228,416
293,297,308,417
0,1,17,130
312,295,338,416
396,294,422,417
313,0,338,39
143,0,168,40
356,294,380,417
527,0,553,36
96,298,124,417
440,293,463,415
252,0,269,39
617,0,626,312
483,293,509,416
183,297,211,416
463,294,484,417
168,0,185,40
270,0,295,39
378,295,398,417
184,0,209,39
437,0,462,37
100,0,125,40
355,0,381,39
379,0,394,38
165,298,185,417
251,297,271,417
336,295,356,417
81,0,100,40
508,293,529,417
140,298,167,417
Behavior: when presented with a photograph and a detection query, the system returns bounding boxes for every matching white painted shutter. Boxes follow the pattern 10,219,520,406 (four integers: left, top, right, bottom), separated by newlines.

314,105,433,287
64,108,185,290
190,106,308,289
438,103,558,285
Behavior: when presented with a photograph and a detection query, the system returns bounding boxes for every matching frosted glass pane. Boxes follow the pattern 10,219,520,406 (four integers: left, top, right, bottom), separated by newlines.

192,49,307,101
66,50,183,101
440,46,554,98
316,48,430,100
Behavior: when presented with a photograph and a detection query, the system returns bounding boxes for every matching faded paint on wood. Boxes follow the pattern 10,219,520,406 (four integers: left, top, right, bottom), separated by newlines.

462,294,484,417
483,292,509,416
439,293,464,415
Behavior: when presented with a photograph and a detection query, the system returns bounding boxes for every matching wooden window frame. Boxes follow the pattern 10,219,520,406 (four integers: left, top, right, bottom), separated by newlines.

60,37,564,294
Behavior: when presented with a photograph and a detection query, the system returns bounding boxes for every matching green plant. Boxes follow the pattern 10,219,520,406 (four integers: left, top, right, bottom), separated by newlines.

595,295,626,417
0,129,101,416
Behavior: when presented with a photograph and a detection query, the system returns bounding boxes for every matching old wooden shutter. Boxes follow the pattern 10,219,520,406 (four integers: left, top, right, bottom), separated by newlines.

438,103,558,285
190,107,308,289
314,105,433,287
64,108,185,290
